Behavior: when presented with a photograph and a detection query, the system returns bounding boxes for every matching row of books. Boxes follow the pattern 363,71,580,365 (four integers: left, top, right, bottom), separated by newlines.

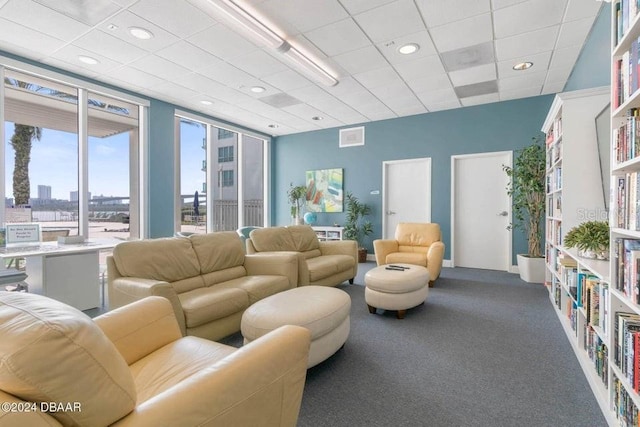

545,167,562,193
614,375,640,426
546,194,562,218
614,312,640,391
614,38,640,109
584,326,608,387
564,264,608,330
614,108,640,163
616,0,640,46
545,218,561,246
614,174,640,230
614,238,640,303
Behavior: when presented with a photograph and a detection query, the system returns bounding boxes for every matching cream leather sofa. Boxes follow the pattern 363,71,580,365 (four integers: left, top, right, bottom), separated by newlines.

246,225,358,287
373,222,445,286
0,293,310,427
107,231,298,341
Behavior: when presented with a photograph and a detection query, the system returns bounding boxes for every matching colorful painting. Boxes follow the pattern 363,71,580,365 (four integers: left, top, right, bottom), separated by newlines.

305,168,343,212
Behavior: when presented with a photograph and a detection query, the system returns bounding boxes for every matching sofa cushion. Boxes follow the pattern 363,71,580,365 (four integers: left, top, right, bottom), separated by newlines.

231,275,292,304
179,286,250,327
113,237,201,283
0,292,136,427
131,336,236,403
306,255,355,282
190,232,245,275
201,266,247,288
250,227,296,252
287,225,321,252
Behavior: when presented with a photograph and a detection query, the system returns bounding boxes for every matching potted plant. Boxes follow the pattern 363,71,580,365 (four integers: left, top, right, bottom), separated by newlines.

503,136,546,283
287,183,307,225
343,192,373,263
564,220,610,260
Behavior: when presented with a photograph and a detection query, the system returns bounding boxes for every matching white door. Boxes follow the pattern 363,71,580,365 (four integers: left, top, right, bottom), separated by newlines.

382,158,431,238
452,151,511,271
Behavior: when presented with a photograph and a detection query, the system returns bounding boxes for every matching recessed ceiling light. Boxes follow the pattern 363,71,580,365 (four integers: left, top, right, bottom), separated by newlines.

312,116,323,121
78,55,99,65
513,61,533,71
251,86,266,93
129,27,154,40
398,43,420,55
268,124,279,128
107,23,118,31
200,100,213,105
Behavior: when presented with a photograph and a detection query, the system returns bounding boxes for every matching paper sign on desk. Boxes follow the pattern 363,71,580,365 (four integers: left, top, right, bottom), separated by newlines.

5,223,41,247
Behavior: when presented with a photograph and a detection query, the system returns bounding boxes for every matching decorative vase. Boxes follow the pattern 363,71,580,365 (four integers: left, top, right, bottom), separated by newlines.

293,217,303,225
516,254,545,283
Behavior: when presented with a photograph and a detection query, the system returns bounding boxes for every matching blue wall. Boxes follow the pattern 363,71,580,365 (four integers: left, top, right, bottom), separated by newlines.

564,3,611,91
273,95,554,261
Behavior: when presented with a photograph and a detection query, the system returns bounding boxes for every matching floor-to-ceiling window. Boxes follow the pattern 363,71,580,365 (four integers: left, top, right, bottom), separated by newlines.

1,64,146,241
175,112,268,233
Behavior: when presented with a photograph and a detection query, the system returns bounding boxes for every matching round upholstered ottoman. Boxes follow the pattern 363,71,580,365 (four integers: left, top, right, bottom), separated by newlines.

241,286,351,368
364,264,430,319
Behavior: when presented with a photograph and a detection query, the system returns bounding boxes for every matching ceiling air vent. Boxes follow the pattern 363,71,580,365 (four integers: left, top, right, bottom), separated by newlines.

339,126,364,148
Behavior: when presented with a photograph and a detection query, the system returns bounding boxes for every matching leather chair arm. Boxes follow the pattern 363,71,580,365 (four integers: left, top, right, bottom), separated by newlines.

0,390,63,427
244,252,299,288
111,278,186,335
373,239,399,266
427,241,445,281
94,297,182,365
111,325,311,427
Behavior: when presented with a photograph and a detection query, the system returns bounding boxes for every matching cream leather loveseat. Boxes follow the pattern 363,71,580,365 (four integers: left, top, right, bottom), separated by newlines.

107,231,298,341
246,225,358,287
0,293,310,427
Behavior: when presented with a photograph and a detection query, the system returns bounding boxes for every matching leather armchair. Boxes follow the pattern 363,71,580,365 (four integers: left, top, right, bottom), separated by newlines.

0,292,311,427
373,223,445,286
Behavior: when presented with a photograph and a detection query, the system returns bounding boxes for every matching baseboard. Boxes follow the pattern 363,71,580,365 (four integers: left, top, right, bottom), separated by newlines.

510,265,519,274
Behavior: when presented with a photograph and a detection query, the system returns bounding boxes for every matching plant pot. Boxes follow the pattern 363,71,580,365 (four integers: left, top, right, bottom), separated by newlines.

577,249,609,261
516,254,545,283
292,217,303,225
358,248,368,263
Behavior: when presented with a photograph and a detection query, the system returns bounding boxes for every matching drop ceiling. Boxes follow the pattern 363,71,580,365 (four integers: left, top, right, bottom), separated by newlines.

0,0,604,136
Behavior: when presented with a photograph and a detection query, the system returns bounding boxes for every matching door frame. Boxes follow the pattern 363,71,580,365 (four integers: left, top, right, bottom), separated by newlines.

450,151,512,271
382,157,432,239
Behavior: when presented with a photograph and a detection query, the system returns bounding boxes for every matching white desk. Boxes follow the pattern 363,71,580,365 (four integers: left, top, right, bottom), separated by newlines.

0,239,121,310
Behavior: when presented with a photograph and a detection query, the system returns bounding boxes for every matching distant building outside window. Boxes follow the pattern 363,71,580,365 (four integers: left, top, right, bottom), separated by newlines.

218,146,234,163
218,128,234,139
220,170,234,187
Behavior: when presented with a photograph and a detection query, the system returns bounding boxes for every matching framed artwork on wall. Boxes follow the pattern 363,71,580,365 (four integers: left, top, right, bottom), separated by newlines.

305,168,343,212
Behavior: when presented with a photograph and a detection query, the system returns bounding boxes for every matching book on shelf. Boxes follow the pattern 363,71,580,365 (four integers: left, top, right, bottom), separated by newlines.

615,238,640,300
614,173,640,229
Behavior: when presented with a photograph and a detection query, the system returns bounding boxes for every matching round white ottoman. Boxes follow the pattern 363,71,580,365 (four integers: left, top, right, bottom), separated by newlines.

364,264,430,319
241,286,351,368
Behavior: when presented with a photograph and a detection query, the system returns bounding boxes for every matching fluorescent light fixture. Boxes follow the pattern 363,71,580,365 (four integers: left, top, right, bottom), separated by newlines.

204,0,338,87
78,55,99,65
129,26,154,40
513,61,533,71
398,43,419,55
200,100,213,105
205,0,286,51
282,46,338,87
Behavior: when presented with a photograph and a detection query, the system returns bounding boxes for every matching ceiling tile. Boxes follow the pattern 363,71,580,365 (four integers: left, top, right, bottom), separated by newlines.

557,17,596,49
354,66,401,89
332,45,388,75
495,26,560,61
440,41,494,72
340,0,396,15
498,71,547,91
40,57,101,79
197,60,255,87
492,0,527,10
499,86,542,101
288,85,335,103
260,69,313,92
0,18,66,58
50,44,123,73
227,50,288,78
147,80,200,101
392,104,427,117
497,51,552,79
188,23,258,60
259,0,348,33
416,87,457,104
416,0,490,28
453,80,498,98
155,41,221,71
549,45,582,70
305,18,370,57
460,92,500,106
424,99,461,112
129,54,192,80
377,31,437,65
565,0,602,22
430,13,493,52
354,0,424,44
33,0,121,26
129,0,215,38
0,0,91,41
494,0,567,39
394,55,446,80
542,81,566,94
384,92,424,110
322,76,367,97
73,30,148,64
101,10,181,53
449,63,496,86
545,66,573,85
107,65,165,88
369,80,413,101
406,73,452,93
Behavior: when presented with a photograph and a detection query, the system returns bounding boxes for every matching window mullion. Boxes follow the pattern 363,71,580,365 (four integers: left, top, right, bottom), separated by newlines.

78,89,89,238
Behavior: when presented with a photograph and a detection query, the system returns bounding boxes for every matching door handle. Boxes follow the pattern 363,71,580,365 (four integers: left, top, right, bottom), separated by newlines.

497,211,508,216
386,210,396,215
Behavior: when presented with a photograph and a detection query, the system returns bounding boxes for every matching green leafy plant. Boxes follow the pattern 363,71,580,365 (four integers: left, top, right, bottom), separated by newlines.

503,136,546,258
343,192,373,249
287,183,307,219
564,220,610,257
